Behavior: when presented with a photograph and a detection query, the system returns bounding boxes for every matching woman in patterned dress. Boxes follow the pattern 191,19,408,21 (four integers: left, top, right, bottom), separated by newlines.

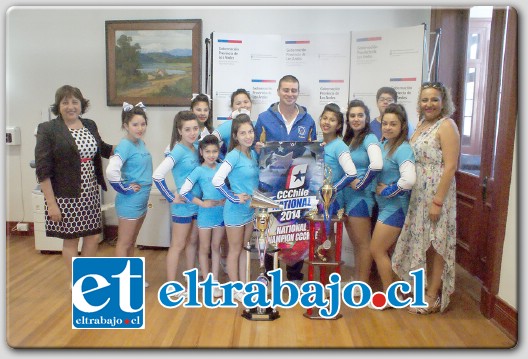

35,85,113,288
392,82,460,314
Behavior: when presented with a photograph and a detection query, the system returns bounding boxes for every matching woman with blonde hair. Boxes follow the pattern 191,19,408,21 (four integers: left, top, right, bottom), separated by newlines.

392,82,459,314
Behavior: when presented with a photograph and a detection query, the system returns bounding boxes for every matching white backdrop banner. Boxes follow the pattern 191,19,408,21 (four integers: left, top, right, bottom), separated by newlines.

211,26,424,131
349,25,425,128
211,32,350,139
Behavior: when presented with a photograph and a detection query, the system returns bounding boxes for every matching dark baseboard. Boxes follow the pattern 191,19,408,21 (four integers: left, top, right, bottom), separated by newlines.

492,296,518,343
482,286,518,343
5,221,34,237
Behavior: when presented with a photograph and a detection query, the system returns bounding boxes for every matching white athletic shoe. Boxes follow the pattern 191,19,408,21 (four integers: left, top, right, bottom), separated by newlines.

367,300,389,311
168,290,188,300
213,287,223,298
341,281,362,297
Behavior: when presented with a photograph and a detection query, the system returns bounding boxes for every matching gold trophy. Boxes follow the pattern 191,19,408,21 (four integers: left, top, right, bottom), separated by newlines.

254,207,271,269
242,190,282,321
318,165,336,262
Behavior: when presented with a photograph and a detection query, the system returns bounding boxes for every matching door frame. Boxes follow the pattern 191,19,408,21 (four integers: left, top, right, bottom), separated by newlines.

430,7,517,318
479,8,517,318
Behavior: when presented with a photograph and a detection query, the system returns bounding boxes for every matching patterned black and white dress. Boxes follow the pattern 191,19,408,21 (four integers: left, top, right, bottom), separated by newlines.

45,127,102,239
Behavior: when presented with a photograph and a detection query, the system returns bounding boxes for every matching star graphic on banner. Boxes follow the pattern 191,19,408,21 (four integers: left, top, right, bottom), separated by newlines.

277,145,284,153
294,170,305,182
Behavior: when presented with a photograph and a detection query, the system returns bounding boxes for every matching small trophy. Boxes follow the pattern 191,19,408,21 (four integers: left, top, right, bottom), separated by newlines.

242,190,282,321
318,165,336,262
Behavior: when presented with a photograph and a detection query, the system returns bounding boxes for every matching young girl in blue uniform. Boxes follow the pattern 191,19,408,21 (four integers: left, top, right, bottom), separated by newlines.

369,103,416,309
106,102,152,285
318,103,358,286
214,89,253,272
180,135,226,297
152,111,200,291
319,103,358,216
342,99,383,289
161,94,219,157
212,114,259,302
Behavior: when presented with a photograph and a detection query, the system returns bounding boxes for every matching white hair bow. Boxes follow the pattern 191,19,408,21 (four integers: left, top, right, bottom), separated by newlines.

191,93,211,102
122,102,147,112
231,108,251,118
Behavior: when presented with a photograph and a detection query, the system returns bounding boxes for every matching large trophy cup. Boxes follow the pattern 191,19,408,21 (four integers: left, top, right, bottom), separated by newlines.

319,165,336,262
303,165,344,320
241,190,282,321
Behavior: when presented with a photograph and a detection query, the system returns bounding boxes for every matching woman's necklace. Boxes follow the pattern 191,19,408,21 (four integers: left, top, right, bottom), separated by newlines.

419,117,440,134
411,117,439,143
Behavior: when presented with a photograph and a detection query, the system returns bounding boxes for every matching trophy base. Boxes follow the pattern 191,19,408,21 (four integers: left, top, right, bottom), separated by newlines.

303,308,342,320
242,307,280,321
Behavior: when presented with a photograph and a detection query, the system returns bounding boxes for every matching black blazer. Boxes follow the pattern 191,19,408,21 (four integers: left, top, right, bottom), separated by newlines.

35,117,113,198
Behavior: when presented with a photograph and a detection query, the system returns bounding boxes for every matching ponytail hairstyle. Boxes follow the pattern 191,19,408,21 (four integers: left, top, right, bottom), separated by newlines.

198,134,220,164
343,99,371,149
190,93,213,133
320,103,344,138
228,113,254,152
169,110,198,150
382,103,409,158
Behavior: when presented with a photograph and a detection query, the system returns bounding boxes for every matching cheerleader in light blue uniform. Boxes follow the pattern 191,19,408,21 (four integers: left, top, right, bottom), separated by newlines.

319,103,358,217
161,94,220,157
180,135,226,295
152,111,201,289
212,114,260,301
106,103,152,275
342,99,383,287
317,103,358,286
369,103,416,308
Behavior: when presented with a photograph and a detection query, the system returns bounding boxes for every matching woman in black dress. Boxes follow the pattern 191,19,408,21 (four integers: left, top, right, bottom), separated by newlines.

35,85,113,289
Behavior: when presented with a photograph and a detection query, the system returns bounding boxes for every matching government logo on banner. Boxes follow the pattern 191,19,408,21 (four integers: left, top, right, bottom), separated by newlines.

72,257,145,329
258,141,324,265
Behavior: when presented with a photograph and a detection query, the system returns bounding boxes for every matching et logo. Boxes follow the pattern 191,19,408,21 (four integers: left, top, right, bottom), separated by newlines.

72,257,145,329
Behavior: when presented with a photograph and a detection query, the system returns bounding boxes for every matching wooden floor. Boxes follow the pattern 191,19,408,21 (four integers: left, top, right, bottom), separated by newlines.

6,234,515,349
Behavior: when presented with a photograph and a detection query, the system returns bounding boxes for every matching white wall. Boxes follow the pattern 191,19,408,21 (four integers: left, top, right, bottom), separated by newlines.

5,5,430,226
498,134,517,309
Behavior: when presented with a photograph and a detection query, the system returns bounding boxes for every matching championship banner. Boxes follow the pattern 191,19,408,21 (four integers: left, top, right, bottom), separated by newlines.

258,141,324,266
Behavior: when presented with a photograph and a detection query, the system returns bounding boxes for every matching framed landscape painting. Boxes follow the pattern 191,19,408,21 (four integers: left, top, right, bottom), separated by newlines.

105,19,202,106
